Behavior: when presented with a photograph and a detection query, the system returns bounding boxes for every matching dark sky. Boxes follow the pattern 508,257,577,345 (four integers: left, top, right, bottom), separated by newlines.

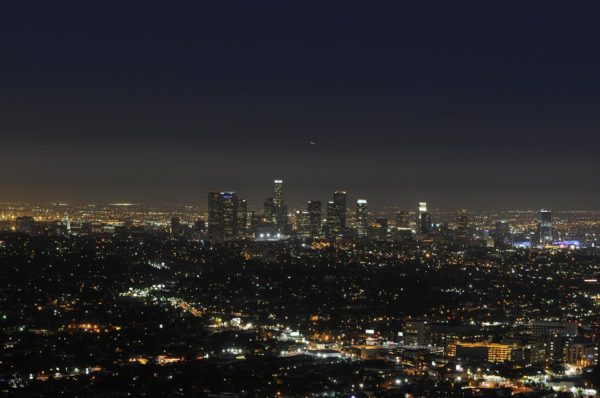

2,1,600,210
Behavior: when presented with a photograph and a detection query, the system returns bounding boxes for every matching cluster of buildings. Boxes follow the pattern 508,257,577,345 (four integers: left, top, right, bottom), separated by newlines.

0,180,586,252
204,179,565,249
205,180,347,242
396,319,597,369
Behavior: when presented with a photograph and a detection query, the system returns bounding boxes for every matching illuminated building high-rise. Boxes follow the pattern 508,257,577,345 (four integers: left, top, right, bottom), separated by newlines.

237,199,247,235
326,201,336,237
356,199,368,237
273,179,284,208
208,191,245,241
221,192,238,240
418,202,432,235
395,210,410,228
296,209,311,238
334,190,346,230
264,197,275,224
327,190,346,237
538,209,553,245
208,191,224,240
265,179,287,232
307,200,322,238
456,212,468,244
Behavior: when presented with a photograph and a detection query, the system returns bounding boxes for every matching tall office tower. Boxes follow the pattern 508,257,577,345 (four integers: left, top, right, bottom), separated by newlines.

456,212,468,244
418,202,427,217
237,199,247,235
208,191,224,240
247,210,262,237
264,197,276,224
494,220,511,248
273,179,284,208
208,191,244,241
395,210,410,228
334,190,347,230
265,179,287,231
307,200,322,238
538,209,553,245
326,201,336,237
418,202,427,233
274,179,286,228
296,209,311,237
418,202,432,235
221,192,238,240
276,204,288,231
327,190,347,237
356,199,368,237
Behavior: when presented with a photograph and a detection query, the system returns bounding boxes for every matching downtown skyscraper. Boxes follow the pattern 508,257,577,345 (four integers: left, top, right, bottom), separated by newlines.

208,191,247,241
326,190,347,238
418,202,432,236
264,179,288,232
307,200,322,238
538,209,553,245
356,199,368,238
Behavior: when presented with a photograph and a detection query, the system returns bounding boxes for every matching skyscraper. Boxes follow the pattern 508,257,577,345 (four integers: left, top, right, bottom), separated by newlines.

266,179,287,232
208,191,245,241
273,179,284,209
538,209,553,245
307,200,322,238
327,190,346,237
334,190,346,231
356,199,368,237
208,191,224,240
296,209,311,238
326,201,336,237
395,210,410,228
264,196,276,224
221,191,238,240
418,202,432,235
237,199,248,236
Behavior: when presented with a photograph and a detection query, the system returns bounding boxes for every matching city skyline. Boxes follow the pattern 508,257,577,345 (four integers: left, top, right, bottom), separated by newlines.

5,2,600,396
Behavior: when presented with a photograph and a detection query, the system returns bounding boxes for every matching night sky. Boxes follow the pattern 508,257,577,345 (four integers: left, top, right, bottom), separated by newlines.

2,1,600,210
